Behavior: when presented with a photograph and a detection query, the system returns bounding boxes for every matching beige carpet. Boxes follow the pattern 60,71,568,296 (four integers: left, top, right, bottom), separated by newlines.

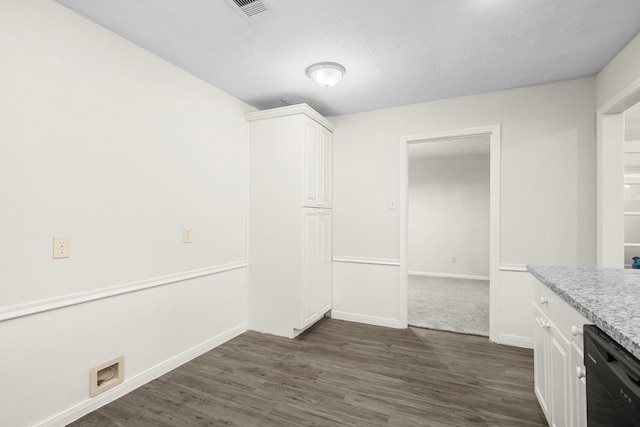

408,275,490,336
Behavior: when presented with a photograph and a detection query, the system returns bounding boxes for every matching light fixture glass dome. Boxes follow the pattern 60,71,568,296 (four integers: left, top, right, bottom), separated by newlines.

306,62,346,88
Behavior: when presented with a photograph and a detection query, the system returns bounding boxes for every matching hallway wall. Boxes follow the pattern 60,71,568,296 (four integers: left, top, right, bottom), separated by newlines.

408,153,490,278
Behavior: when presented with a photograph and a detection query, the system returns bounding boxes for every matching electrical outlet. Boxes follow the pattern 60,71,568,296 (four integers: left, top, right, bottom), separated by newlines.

452,256,457,264
53,237,70,259
389,198,397,210
183,228,192,243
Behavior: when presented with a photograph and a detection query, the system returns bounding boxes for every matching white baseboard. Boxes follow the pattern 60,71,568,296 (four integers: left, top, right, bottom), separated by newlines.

36,322,248,427
408,271,490,281
331,310,402,329
333,256,400,266
497,333,533,349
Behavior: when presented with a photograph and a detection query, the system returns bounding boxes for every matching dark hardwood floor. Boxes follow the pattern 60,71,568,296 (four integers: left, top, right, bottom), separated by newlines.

69,319,547,426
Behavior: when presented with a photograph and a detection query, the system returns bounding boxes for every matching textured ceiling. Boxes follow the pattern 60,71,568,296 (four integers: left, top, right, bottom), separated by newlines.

55,0,640,117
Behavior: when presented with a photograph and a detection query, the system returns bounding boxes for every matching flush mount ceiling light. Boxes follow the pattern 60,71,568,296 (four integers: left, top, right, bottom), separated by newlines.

306,62,346,88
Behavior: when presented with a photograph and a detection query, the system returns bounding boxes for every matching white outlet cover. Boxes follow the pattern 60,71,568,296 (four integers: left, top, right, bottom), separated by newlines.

53,237,70,259
183,228,192,243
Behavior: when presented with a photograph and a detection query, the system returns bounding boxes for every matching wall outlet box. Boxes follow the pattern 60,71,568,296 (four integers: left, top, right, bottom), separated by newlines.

53,237,70,259
90,356,124,397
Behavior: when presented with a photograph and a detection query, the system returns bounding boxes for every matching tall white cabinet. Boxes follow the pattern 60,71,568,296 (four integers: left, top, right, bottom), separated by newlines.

246,104,334,338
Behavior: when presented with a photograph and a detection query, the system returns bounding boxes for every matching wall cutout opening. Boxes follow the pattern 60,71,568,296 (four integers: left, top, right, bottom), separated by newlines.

90,356,124,397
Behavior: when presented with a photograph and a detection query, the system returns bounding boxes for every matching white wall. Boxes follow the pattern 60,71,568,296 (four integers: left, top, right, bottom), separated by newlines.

0,1,251,425
330,77,596,345
408,153,490,278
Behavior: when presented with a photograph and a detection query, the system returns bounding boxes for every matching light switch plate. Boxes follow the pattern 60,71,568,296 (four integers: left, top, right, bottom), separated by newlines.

53,237,70,259
183,228,192,243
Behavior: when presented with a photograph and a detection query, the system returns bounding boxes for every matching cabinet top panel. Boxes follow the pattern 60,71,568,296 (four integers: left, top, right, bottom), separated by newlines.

245,103,335,132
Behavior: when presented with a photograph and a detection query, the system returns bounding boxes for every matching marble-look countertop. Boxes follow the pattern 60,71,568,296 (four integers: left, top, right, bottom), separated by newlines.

527,264,640,360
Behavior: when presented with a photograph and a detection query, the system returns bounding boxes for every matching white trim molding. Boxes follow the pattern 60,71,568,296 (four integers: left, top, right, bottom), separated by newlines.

498,263,528,272
332,256,400,266
245,103,335,132
331,311,402,329
498,333,534,349
596,69,640,268
408,271,490,281
35,322,248,427
0,260,248,323
597,112,625,268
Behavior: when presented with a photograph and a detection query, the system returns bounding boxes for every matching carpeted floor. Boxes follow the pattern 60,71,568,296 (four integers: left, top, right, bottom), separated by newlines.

408,275,490,336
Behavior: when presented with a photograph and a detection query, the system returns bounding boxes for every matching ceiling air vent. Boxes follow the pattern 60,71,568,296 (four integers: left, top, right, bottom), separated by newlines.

226,0,272,20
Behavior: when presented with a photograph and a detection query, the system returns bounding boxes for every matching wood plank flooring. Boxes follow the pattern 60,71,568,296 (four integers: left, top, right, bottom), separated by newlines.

69,319,547,427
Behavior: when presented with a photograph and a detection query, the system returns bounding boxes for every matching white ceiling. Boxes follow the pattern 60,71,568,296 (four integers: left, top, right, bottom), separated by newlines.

55,0,640,117
409,135,490,159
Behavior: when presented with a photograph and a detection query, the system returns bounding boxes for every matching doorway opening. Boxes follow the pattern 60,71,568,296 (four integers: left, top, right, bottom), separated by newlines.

597,80,640,268
400,125,501,342
407,135,490,336
623,103,640,268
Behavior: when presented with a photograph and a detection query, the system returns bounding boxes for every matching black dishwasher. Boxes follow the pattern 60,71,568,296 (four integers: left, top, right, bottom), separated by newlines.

584,324,640,426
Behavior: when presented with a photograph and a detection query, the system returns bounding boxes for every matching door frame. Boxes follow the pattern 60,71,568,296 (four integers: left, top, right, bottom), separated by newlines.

597,77,640,268
399,125,501,342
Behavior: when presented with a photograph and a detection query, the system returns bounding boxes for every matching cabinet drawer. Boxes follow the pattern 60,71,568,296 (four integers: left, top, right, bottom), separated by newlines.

569,309,591,351
533,279,571,338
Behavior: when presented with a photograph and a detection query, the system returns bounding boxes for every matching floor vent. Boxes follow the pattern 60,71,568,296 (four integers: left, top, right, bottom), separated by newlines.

228,0,272,19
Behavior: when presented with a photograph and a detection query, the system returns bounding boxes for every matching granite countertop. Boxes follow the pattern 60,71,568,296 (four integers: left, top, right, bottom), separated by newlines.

527,264,640,360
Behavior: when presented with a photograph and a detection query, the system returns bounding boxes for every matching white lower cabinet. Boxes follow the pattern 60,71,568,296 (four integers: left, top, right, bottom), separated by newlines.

248,205,332,339
299,208,332,330
570,342,587,427
318,210,332,315
532,278,590,427
549,325,571,427
534,304,570,427
569,309,589,427
534,305,551,418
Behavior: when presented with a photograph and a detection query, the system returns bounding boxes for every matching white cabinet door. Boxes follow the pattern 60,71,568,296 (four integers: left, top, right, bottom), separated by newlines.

570,342,587,427
301,208,320,328
319,127,332,208
303,120,320,207
549,325,571,427
300,209,332,329
319,210,332,313
303,119,332,208
534,305,551,422
569,309,588,427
